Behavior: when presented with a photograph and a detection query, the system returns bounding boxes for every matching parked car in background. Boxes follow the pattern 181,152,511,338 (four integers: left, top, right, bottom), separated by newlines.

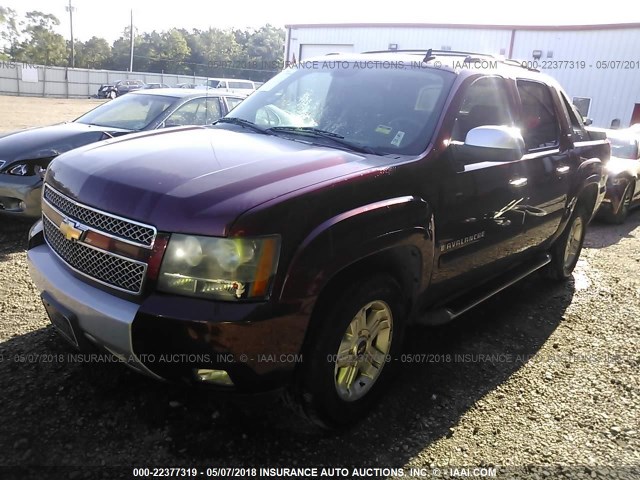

205,78,257,95
97,79,147,99
0,89,245,218
598,128,640,223
175,83,200,89
145,83,171,89
27,51,608,428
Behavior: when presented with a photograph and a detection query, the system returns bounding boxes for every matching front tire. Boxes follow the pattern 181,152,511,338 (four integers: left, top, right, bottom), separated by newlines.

108,90,117,100
545,204,588,280
292,274,406,428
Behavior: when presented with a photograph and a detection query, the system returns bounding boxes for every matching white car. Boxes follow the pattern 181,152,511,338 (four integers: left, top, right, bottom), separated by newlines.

205,78,257,95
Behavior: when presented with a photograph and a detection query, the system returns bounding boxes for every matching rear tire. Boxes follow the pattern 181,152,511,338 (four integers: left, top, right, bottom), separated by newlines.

545,204,588,280
291,274,406,428
604,182,633,224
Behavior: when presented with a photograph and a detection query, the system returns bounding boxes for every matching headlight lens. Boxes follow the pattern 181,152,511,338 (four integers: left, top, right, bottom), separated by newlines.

5,162,48,177
9,164,28,176
158,234,280,300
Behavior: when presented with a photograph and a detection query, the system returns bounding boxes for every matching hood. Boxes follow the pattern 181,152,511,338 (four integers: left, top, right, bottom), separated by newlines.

46,126,388,236
0,122,131,166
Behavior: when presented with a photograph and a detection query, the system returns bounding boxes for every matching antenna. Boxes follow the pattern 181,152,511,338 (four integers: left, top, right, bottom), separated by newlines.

423,48,435,63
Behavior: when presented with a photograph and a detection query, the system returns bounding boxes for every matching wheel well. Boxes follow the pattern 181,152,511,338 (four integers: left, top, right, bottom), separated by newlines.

576,183,599,217
311,246,420,325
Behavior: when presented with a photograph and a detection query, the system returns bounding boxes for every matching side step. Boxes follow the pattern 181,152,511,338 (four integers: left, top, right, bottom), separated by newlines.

416,254,552,326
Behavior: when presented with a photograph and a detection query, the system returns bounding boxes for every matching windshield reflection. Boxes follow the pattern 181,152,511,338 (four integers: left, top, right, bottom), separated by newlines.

226,63,455,155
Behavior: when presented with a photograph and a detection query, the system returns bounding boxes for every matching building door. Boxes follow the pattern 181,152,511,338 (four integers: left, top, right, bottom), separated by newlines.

630,104,640,126
299,44,354,60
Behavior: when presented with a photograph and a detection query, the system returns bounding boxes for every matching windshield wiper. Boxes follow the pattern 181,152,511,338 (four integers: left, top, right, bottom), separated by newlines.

214,117,272,135
268,126,378,154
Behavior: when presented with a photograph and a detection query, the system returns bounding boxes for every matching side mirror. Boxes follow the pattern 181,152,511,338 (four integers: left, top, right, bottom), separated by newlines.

451,126,525,169
583,117,593,126
465,125,525,152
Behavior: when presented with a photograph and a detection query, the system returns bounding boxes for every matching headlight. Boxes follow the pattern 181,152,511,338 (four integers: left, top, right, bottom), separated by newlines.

5,162,48,177
8,164,28,176
158,234,280,301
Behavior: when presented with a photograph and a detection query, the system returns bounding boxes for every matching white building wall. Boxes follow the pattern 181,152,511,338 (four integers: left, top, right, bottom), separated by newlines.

511,28,640,128
288,26,512,60
286,24,640,128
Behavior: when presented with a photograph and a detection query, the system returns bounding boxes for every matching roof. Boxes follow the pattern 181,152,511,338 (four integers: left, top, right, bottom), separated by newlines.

304,51,548,78
285,22,640,32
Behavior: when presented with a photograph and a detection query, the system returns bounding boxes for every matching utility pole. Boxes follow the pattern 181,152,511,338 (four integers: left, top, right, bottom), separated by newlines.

129,9,134,72
66,0,76,68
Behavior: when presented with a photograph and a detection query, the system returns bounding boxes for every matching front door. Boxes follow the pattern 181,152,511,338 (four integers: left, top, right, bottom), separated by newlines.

433,76,529,291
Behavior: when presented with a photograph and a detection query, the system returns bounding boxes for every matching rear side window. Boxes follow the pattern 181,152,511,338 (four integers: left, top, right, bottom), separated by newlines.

226,97,244,111
451,76,515,142
559,91,589,142
517,80,560,150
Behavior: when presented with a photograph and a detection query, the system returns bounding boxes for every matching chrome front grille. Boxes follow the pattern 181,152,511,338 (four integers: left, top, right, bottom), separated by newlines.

43,185,155,247
41,184,156,295
43,215,147,294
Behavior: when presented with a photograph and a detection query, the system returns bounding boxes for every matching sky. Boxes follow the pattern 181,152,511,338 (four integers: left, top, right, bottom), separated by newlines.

2,0,640,43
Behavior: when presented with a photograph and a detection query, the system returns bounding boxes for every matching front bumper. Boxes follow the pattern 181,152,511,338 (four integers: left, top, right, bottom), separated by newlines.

0,175,42,218
27,242,308,392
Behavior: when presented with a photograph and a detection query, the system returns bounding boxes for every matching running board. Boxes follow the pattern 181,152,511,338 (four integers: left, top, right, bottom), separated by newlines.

416,254,552,326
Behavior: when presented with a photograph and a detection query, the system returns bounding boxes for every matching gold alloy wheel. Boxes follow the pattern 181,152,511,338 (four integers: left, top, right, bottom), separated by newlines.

563,215,584,271
334,300,393,402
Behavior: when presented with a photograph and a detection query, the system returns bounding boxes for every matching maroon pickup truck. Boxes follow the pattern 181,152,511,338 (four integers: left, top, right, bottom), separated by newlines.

27,50,609,427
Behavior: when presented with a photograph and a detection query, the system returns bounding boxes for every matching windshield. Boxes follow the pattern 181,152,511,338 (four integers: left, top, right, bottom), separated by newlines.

225,62,455,155
76,94,176,130
609,135,639,160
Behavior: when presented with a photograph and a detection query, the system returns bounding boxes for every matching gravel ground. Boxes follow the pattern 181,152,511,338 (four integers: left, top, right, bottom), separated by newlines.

0,96,638,480
0,95,104,132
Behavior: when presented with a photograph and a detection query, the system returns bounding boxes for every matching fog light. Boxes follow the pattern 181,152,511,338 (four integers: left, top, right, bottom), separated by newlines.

194,368,234,386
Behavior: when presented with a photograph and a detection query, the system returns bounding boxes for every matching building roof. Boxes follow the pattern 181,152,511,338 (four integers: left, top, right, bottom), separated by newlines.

285,22,640,31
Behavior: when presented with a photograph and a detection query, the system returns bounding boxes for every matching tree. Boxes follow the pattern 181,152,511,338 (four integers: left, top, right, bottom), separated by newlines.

246,24,284,64
0,6,21,60
107,26,140,71
75,36,111,69
14,11,67,65
155,29,190,73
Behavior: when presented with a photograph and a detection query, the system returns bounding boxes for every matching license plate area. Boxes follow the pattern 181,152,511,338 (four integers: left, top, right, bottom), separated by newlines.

41,293,79,348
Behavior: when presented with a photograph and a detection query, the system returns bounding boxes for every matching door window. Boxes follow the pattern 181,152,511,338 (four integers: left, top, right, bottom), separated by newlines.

559,91,589,142
164,98,222,126
451,76,515,143
517,80,560,151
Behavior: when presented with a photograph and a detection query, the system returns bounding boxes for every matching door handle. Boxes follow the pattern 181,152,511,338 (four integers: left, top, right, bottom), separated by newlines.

556,165,571,174
509,177,528,187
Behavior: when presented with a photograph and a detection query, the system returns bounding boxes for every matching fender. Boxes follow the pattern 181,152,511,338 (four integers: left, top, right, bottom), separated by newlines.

568,157,605,217
279,196,434,304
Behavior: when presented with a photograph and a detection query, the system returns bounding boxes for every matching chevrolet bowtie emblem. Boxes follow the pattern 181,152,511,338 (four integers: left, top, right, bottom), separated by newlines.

59,218,85,242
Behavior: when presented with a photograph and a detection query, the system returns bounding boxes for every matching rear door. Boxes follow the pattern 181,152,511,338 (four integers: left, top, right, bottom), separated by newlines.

514,80,573,248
